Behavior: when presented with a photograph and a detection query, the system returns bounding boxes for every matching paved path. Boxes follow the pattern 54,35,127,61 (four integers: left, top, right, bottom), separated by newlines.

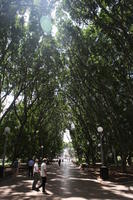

0,162,133,200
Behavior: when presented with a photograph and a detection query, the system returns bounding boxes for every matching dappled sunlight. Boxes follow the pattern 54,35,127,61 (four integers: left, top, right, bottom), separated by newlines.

62,198,87,200
47,172,57,175
50,178,57,181
0,176,44,199
57,175,66,178
0,163,133,199
101,181,133,199
46,163,133,199
69,177,99,182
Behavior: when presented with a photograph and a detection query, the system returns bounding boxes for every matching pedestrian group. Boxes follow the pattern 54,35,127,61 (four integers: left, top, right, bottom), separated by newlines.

32,158,48,194
13,156,62,195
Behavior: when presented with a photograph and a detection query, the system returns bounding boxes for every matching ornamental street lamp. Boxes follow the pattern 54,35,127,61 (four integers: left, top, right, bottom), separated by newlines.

97,126,104,165
41,145,44,159
97,126,108,180
1,127,10,177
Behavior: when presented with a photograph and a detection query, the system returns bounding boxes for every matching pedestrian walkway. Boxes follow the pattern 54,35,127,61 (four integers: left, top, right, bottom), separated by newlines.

0,162,133,200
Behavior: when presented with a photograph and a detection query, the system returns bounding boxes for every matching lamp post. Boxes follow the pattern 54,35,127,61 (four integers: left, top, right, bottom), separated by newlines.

97,126,108,180
1,127,10,177
41,145,44,159
86,141,89,165
87,141,89,145
97,126,104,165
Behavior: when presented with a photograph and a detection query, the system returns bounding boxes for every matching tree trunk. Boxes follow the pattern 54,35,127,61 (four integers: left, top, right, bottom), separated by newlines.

91,150,96,165
127,153,132,166
112,146,118,166
85,153,90,164
121,154,127,173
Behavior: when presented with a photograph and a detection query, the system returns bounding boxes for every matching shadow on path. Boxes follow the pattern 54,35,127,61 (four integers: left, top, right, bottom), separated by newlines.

0,162,133,200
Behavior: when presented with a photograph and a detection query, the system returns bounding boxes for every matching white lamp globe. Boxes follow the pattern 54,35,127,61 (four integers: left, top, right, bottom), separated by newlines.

97,126,103,133
4,127,10,134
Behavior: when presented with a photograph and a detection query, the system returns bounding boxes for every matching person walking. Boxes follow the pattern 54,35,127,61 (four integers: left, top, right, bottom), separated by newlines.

32,159,40,191
28,158,34,178
37,158,48,194
13,158,20,177
58,158,61,167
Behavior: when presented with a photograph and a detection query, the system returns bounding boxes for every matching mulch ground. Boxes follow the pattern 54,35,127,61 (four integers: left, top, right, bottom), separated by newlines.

81,165,133,183
108,166,133,182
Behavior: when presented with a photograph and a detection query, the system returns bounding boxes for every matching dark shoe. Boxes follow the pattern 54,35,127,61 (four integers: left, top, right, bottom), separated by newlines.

36,188,40,191
43,191,49,195
32,188,36,190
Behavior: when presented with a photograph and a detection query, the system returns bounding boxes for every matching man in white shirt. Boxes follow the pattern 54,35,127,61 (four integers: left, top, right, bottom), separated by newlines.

32,159,40,190
37,158,48,194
